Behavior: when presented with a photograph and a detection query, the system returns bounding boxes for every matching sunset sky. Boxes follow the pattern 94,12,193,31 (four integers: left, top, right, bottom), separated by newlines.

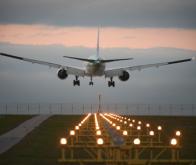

0,0,196,106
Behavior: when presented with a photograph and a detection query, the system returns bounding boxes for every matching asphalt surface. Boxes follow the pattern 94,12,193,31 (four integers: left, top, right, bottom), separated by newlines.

0,115,51,154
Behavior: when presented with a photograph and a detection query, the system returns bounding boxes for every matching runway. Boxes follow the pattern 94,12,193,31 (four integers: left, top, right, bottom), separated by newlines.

0,115,51,154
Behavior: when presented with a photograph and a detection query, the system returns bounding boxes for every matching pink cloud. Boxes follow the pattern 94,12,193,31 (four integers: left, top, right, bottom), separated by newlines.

0,24,196,50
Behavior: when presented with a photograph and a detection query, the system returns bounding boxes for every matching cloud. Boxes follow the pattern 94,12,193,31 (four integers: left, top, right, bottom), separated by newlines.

0,0,196,28
1,25,196,50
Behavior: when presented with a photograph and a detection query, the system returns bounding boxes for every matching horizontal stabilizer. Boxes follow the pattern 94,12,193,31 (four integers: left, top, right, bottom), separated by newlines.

63,56,133,63
63,56,95,63
101,58,133,63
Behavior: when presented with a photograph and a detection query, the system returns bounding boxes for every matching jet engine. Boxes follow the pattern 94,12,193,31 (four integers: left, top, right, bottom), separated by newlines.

57,69,68,80
118,71,129,81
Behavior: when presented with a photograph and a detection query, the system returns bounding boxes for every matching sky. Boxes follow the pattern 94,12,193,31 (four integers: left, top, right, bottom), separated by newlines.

0,0,196,105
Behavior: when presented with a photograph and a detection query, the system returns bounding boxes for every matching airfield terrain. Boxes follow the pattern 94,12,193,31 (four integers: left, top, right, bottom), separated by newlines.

0,115,196,165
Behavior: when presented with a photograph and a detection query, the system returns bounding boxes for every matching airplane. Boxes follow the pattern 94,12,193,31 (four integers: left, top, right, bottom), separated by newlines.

0,29,195,87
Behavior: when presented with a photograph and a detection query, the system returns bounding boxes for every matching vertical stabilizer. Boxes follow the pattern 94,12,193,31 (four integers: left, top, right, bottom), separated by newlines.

96,28,100,59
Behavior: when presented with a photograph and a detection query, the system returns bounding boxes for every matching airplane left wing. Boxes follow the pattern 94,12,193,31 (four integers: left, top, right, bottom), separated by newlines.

105,58,194,77
0,52,86,76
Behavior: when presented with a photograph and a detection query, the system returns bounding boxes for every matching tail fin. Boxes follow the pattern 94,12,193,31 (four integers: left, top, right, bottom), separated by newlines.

96,28,100,59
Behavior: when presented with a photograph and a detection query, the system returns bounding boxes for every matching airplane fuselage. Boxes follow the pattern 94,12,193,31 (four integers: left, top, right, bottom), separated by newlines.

86,61,105,76
85,55,105,76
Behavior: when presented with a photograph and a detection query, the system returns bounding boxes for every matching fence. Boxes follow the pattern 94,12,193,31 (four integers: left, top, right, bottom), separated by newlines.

0,103,196,116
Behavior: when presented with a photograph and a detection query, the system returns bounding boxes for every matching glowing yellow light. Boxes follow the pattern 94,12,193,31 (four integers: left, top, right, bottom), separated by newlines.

137,126,141,130
79,123,82,127
138,121,142,125
176,131,181,137
129,123,133,127
157,126,162,131
75,126,79,130
60,138,67,145
123,130,128,136
132,120,135,123
146,123,150,127
133,138,141,145
128,118,131,121
149,130,154,136
97,138,104,145
170,138,178,146
112,123,116,127
116,126,121,130
124,121,127,124
96,130,102,136
70,130,75,136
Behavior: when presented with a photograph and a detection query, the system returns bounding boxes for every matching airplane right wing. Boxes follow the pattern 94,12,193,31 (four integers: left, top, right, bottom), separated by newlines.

0,52,86,77
105,57,194,77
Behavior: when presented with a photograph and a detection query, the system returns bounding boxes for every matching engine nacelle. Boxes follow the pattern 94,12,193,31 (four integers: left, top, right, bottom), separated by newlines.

118,71,129,81
57,69,68,80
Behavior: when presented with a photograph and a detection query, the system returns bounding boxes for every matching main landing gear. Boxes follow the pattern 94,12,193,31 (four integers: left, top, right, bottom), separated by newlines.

108,77,115,87
89,76,94,86
73,76,80,86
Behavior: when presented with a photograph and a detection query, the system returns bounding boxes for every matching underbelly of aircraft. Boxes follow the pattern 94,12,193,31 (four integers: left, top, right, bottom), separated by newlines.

86,63,105,76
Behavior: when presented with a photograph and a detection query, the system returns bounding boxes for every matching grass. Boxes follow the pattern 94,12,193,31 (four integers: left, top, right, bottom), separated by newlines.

0,115,34,135
0,115,83,165
0,115,196,165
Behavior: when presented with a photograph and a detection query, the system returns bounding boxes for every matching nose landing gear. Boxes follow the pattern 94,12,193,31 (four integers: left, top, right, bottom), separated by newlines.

89,76,94,86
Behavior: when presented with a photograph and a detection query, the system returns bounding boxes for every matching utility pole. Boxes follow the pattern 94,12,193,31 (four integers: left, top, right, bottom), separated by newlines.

98,94,102,113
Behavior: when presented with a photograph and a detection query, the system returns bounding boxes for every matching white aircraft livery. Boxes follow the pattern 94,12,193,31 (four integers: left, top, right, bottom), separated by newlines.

0,29,195,87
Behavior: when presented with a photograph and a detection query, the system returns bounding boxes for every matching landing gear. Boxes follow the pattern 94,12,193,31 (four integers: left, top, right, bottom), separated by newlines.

108,77,115,87
73,76,80,86
89,76,94,86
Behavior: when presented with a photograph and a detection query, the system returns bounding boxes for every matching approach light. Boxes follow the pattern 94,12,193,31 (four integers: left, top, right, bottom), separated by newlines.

112,123,116,127
97,138,104,145
137,126,141,130
124,121,127,124
170,138,178,146
60,138,67,145
149,130,154,136
96,130,102,136
79,123,82,127
132,120,135,123
157,126,162,131
123,130,128,136
133,138,141,145
75,126,79,130
175,131,181,137
70,130,75,136
138,121,142,125
129,123,133,127
146,123,150,128
116,126,121,130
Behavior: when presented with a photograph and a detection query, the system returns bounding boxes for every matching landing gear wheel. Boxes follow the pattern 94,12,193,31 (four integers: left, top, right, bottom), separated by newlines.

108,77,115,87
108,81,115,87
89,76,94,86
89,81,94,86
73,80,80,86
